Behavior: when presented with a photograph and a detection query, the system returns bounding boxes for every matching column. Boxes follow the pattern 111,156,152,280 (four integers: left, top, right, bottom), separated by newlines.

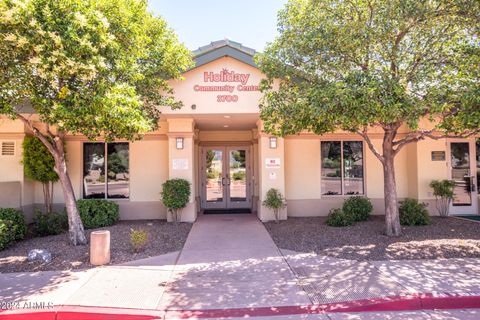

167,118,197,222
256,120,287,221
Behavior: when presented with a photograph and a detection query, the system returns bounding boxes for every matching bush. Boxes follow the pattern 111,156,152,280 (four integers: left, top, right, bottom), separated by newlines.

161,179,191,223
326,208,354,227
33,210,68,236
0,219,16,250
342,196,373,222
0,208,27,240
429,179,456,217
262,188,287,223
77,199,119,229
130,229,148,252
399,199,430,226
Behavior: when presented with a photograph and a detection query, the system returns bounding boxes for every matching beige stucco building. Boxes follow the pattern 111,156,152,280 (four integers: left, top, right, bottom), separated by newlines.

1,40,479,222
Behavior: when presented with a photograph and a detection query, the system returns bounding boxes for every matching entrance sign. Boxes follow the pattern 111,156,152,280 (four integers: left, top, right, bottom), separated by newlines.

193,68,259,103
204,69,250,84
265,158,281,168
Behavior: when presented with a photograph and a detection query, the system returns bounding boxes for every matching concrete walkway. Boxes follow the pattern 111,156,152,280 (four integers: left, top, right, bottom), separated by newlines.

157,214,311,310
1,214,480,319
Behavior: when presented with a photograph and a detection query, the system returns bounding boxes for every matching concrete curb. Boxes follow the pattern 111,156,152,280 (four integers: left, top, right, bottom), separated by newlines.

2,293,480,319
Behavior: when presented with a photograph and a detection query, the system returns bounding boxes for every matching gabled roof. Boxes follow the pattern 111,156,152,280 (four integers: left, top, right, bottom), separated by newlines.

191,39,258,70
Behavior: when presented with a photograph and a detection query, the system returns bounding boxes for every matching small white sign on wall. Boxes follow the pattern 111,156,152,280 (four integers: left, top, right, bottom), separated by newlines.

269,172,277,180
265,158,281,168
172,158,189,170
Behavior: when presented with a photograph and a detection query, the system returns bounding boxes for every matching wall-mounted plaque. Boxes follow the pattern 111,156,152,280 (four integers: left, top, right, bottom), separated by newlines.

431,151,446,161
265,158,281,168
172,158,189,170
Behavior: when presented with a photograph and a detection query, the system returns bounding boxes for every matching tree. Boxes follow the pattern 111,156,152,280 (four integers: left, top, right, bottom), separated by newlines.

0,0,191,244
429,179,456,217
262,188,287,223
22,136,59,213
256,0,480,236
161,179,191,224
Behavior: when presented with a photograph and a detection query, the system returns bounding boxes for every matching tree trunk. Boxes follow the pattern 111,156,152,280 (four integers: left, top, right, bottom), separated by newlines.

42,181,53,213
50,181,54,213
382,131,401,236
42,183,48,213
52,137,87,245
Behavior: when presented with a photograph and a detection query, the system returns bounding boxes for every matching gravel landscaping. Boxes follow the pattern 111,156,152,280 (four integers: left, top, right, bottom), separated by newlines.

0,220,191,273
264,216,480,261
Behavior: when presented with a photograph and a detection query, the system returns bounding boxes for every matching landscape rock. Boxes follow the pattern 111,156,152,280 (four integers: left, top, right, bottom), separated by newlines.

27,249,52,264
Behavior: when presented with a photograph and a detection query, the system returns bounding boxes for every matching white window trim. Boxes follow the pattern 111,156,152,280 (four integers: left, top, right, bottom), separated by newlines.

0,141,16,157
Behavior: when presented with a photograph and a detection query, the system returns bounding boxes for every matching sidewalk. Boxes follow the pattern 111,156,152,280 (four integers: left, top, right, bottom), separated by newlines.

1,214,480,319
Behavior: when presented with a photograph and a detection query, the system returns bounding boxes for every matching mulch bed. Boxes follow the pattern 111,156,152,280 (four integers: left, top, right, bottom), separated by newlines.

0,220,191,273
264,216,480,261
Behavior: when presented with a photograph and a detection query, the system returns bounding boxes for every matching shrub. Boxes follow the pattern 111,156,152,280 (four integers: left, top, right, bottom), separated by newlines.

262,188,287,223
130,229,148,252
161,179,191,223
399,199,430,226
33,210,68,236
342,196,373,222
0,208,27,240
326,208,354,227
429,180,456,217
77,199,119,229
0,219,16,250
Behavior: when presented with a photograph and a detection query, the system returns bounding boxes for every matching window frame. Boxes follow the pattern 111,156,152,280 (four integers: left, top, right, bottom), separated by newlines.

82,142,130,200
320,140,366,197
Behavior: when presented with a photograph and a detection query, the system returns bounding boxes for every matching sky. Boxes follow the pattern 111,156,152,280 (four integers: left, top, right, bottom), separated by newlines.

147,0,288,52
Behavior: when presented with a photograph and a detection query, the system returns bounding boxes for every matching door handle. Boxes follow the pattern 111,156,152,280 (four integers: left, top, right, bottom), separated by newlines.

222,177,225,186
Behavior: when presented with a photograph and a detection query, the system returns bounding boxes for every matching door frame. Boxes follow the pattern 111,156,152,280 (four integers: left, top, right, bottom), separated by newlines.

200,144,252,211
447,139,478,215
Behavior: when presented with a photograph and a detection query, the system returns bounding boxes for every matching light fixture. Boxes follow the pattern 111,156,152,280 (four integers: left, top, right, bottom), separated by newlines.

269,137,277,149
223,115,231,119
176,137,184,149
223,125,229,128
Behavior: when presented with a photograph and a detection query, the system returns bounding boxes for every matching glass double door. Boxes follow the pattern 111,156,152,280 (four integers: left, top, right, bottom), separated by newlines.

448,140,479,215
201,146,251,210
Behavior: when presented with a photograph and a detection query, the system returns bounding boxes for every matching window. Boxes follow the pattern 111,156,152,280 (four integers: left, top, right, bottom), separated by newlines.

321,141,364,195
83,143,129,199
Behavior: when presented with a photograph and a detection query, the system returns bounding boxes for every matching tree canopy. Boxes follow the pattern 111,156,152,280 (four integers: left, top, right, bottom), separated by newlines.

22,136,58,184
0,0,192,141
257,0,479,141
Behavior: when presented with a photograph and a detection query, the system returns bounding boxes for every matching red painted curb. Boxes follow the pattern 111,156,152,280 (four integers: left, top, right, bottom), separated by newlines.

57,306,165,320
1,293,480,319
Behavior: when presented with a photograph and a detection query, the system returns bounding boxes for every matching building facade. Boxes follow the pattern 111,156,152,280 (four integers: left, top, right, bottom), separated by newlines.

1,40,479,222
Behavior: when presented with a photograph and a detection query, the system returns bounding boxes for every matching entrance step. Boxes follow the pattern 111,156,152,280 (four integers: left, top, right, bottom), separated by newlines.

203,208,251,214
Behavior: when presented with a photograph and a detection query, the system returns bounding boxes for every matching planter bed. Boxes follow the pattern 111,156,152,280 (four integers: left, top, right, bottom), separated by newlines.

264,216,480,261
0,220,191,273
